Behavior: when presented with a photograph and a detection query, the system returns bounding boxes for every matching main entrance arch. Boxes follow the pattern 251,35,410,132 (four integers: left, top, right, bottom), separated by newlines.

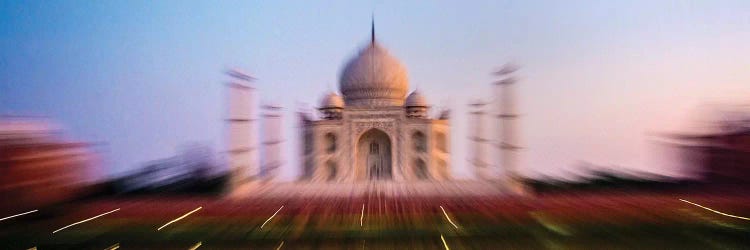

356,128,392,180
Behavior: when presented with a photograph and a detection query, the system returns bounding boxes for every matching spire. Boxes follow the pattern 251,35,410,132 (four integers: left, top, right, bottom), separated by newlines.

371,15,375,44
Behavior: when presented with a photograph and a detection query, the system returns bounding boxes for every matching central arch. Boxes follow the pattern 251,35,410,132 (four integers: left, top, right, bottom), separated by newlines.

356,128,392,180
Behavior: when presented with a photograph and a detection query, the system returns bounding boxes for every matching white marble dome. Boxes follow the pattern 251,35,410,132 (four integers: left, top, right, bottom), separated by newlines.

405,90,428,107
319,91,344,109
339,42,409,107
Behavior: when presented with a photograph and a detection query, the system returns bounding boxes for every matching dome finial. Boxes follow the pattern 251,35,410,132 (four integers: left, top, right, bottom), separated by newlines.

339,22,410,107
371,14,375,44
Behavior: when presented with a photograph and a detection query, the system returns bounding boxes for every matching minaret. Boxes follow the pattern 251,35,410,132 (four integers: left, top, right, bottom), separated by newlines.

469,100,491,180
261,103,284,181
493,64,524,192
296,102,314,180
225,69,258,190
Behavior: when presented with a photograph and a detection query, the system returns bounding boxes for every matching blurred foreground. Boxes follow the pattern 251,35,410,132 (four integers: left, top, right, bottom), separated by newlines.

2,114,750,249
1,192,749,249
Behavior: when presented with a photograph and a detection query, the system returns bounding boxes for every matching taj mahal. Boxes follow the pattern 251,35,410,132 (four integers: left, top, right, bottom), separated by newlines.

225,23,522,197
299,33,451,183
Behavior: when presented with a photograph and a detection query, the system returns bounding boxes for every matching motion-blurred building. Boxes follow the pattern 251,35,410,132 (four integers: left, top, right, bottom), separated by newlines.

670,126,750,186
0,117,96,213
298,28,450,183
225,25,520,197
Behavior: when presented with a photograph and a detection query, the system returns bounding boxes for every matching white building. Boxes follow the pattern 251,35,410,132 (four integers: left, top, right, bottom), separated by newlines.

299,29,450,183
227,26,511,198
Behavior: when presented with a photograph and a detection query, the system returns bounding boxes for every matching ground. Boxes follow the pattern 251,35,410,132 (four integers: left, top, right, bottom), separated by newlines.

1,191,749,249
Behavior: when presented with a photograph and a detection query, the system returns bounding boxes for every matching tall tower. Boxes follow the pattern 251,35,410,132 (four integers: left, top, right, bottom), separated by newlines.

296,102,314,180
469,100,491,180
261,103,284,181
226,69,258,189
493,64,523,191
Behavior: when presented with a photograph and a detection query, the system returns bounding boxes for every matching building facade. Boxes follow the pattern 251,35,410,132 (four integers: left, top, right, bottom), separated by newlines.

299,34,451,183
0,118,96,213
671,127,750,186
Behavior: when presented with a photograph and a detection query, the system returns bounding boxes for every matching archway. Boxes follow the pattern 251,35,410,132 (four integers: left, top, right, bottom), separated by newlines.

326,160,337,181
412,131,426,152
414,159,428,180
325,133,337,153
357,128,392,180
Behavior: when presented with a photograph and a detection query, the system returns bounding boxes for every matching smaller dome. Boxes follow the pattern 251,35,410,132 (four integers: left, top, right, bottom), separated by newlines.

319,92,344,109
405,90,428,107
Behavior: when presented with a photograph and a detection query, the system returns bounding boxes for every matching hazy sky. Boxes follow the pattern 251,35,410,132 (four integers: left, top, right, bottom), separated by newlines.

2,1,749,181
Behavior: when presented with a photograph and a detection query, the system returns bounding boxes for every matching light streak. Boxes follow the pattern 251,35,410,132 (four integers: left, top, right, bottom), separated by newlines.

529,211,571,236
439,206,459,229
157,207,202,231
188,242,202,250
360,203,365,227
104,243,119,250
680,199,750,221
275,241,285,250
681,208,742,229
0,210,38,222
52,208,120,234
261,205,284,229
440,234,450,250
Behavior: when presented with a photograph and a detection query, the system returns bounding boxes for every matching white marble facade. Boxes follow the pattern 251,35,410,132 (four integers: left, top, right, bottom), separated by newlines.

299,37,451,183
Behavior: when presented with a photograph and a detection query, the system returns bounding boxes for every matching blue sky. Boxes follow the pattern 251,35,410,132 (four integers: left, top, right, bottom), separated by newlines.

2,1,749,181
